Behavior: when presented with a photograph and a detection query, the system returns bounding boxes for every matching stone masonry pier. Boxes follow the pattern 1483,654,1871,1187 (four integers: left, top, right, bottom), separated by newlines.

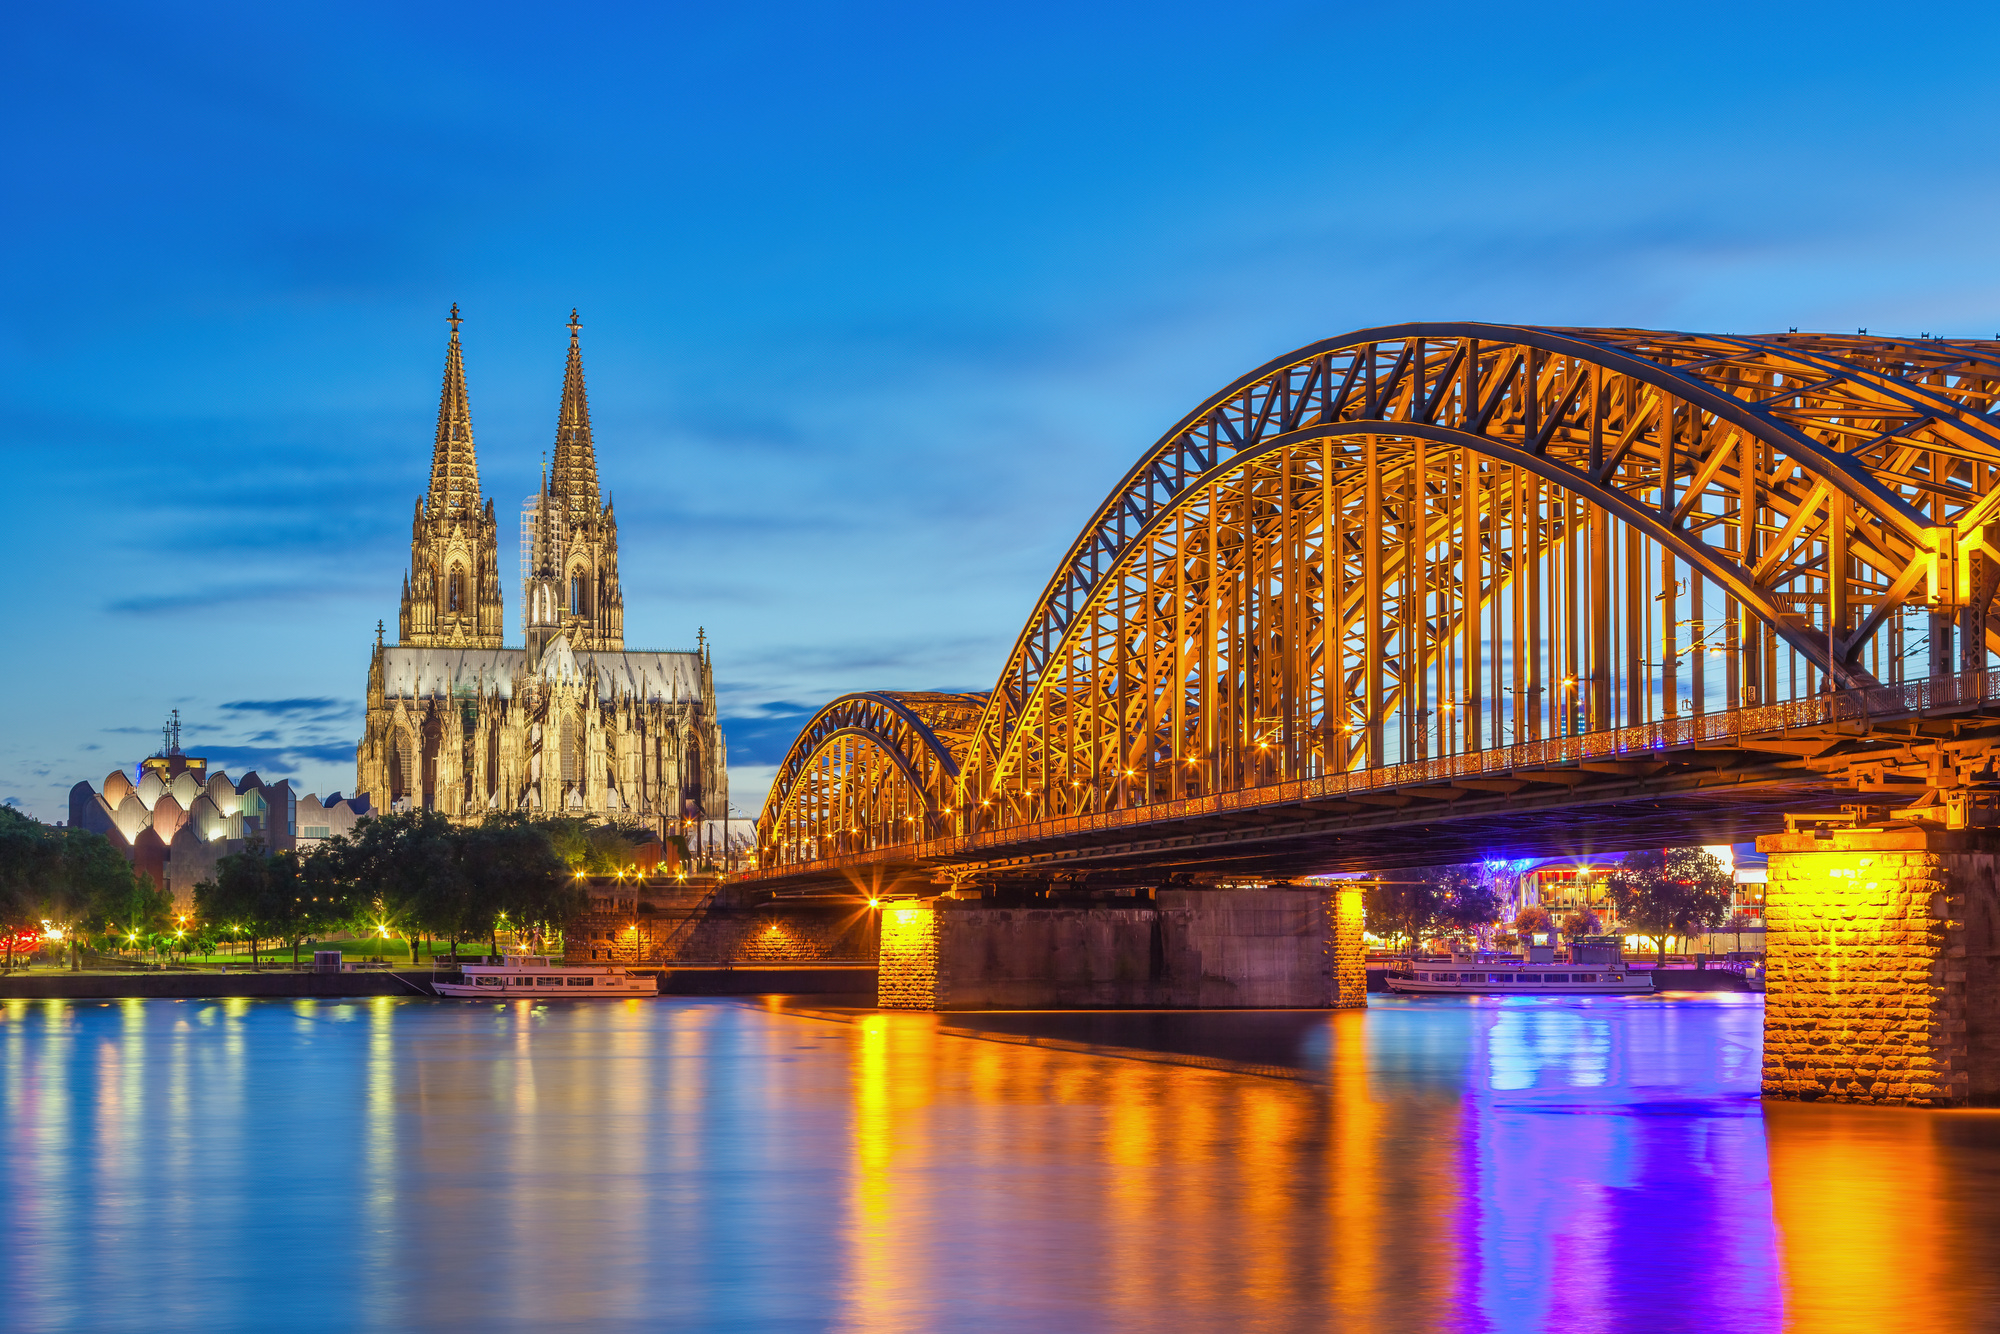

876,887,1366,1011
1760,826,2000,1107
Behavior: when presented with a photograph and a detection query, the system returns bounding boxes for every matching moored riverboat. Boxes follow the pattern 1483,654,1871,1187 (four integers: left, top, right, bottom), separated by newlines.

434,955,657,998
1385,935,1654,996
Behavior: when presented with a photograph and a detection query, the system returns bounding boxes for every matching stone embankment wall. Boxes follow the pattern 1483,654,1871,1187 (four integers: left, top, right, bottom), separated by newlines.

1760,827,2000,1107
877,887,1368,1011
0,972,438,1000
566,885,874,967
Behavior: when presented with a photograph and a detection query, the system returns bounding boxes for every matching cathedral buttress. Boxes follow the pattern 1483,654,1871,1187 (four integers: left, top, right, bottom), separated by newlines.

400,304,504,648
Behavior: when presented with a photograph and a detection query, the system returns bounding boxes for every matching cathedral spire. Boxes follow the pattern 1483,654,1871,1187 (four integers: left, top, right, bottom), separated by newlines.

399,303,503,650
551,309,600,515
428,303,481,514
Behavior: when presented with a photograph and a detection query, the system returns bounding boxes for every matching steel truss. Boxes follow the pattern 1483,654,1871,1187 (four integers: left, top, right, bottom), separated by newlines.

762,691,985,867
756,324,2000,874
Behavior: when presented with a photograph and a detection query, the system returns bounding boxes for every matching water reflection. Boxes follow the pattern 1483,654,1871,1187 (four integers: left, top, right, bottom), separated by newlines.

1,995,1998,1331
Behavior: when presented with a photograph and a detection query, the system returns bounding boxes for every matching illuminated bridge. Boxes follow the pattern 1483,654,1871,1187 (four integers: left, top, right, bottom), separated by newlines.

747,323,2000,896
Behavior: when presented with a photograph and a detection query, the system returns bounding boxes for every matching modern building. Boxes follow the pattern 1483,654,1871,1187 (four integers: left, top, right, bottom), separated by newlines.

354,308,727,837
67,719,369,910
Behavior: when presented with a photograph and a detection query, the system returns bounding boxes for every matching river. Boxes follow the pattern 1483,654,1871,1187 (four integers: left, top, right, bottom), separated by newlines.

2,994,1996,1332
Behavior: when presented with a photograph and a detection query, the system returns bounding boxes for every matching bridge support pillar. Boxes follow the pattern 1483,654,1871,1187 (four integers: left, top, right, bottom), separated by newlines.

1759,825,2000,1106
874,886,1367,1011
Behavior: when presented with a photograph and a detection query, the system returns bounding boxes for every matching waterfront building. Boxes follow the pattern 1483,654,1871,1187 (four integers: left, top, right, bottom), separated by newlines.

66,718,364,910
353,309,727,837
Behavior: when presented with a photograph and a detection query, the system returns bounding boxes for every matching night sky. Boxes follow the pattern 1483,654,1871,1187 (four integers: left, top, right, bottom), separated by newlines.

4,1,1997,821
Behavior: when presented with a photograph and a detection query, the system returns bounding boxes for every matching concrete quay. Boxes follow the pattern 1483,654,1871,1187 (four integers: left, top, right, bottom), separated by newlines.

0,963,878,1001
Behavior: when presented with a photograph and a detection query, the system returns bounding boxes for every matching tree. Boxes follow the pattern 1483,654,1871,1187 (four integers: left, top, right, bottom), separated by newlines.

468,815,584,954
1514,905,1552,937
1561,908,1602,938
1606,847,1733,964
321,810,463,961
195,848,297,965
1363,879,1443,954
0,807,144,969
306,812,583,961
1428,865,1507,941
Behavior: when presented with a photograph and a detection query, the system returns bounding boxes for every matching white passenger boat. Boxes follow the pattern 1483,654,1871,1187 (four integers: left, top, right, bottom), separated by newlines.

433,955,657,998
1385,935,1654,996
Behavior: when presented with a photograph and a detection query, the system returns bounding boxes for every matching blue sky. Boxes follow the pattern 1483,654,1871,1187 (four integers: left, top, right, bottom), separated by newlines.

4,0,1998,821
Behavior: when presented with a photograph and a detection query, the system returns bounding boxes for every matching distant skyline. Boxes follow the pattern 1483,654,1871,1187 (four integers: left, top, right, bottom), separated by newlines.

5,0,1999,821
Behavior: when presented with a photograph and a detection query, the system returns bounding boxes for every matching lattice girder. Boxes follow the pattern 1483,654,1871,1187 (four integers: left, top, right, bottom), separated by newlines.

958,325,2000,824
757,691,985,868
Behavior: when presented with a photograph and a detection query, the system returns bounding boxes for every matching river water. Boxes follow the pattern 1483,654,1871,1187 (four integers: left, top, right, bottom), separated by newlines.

3,993,1997,1333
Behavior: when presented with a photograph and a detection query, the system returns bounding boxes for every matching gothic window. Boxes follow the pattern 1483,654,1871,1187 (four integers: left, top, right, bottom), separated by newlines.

392,732,415,800
448,567,464,613
570,571,588,616
561,719,578,783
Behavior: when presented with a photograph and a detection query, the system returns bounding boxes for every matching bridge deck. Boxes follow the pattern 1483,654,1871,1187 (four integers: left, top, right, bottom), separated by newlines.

741,671,2000,891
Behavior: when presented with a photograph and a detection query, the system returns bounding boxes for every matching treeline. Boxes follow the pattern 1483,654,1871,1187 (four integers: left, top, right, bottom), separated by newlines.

196,811,658,963
1361,864,1508,952
0,807,164,967
1362,848,1738,959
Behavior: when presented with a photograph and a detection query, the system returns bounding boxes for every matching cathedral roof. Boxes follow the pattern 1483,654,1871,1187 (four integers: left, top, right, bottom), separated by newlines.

377,645,703,704
428,303,482,515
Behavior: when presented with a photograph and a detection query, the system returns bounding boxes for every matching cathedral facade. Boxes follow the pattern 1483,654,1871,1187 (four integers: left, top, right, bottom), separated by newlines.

355,309,726,835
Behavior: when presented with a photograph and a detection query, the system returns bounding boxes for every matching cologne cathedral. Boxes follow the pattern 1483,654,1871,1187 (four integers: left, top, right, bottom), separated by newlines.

355,309,727,835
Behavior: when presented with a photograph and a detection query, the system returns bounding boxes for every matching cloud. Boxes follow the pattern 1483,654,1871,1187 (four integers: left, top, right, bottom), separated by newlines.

220,697,353,717
719,700,822,766
107,582,373,617
195,740,358,776
3,797,21,808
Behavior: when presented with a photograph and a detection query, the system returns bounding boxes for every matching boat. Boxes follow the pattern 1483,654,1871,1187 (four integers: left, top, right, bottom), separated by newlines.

1384,934,1654,996
433,955,658,998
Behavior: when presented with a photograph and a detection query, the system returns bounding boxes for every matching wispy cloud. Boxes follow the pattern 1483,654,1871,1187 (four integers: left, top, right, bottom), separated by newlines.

220,697,354,718
107,582,374,617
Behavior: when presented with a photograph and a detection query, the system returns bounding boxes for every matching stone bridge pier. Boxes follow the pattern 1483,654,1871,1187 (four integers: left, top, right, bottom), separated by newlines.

1760,825,2000,1107
875,886,1367,1011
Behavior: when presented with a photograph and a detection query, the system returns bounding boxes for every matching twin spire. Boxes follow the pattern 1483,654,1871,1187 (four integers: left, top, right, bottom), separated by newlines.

407,305,621,655
551,309,601,515
425,304,600,520
427,302,481,514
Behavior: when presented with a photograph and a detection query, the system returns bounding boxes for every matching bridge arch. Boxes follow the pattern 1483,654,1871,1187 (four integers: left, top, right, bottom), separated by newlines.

757,691,985,870
753,323,2000,864
957,324,2000,829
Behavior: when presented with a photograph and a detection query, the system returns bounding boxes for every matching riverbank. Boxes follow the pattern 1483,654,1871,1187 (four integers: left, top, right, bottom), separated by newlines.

0,962,880,1001
0,969,440,999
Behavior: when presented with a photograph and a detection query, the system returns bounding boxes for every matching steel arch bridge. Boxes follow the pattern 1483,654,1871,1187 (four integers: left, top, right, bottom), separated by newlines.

752,323,2000,887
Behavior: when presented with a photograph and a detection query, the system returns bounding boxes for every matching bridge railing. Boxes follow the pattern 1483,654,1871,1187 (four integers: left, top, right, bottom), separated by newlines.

745,669,2000,880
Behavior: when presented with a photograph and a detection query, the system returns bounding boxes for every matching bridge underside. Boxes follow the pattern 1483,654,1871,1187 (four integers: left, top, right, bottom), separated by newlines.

748,757,1835,893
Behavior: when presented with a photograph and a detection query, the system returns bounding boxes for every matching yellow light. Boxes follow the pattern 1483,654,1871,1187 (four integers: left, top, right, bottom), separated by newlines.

868,898,881,908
